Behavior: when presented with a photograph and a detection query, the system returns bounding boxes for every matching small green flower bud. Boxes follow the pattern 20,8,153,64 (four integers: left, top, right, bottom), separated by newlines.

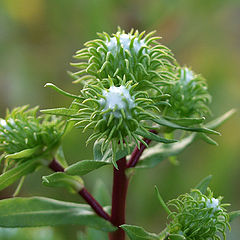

167,189,230,240
71,28,176,89
0,106,64,162
163,67,211,118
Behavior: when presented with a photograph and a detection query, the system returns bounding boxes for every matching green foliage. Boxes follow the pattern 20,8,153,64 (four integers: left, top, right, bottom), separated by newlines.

163,67,211,118
0,197,115,232
0,106,64,162
71,27,176,87
167,189,230,239
42,172,84,192
121,224,159,240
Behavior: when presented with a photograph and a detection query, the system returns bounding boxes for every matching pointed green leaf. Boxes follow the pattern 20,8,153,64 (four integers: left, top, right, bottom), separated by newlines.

152,117,219,135
206,109,236,130
137,134,196,168
193,175,212,194
41,108,78,117
155,186,171,215
0,160,40,191
42,172,84,192
121,224,159,240
65,161,110,176
164,116,205,126
135,129,177,143
5,146,41,160
199,133,218,146
0,197,116,232
229,210,240,222
168,234,186,240
55,146,68,168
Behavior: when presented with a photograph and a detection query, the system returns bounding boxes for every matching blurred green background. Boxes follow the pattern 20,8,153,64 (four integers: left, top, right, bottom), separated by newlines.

0,0,239,239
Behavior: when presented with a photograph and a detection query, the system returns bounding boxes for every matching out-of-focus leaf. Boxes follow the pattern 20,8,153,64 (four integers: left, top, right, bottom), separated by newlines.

65,161,109,176
168,234,186,240
0,197,115,232
92,180,111,207
0,160,40,191
152,117,219,135
155,186,171,215
164,116,205,126
42,172,84,192
193,175,212,194
205,109,236,130
5,146,41,160
55,146,68,168
121,224,159,240
41,108,77,117
135,129,177,143
229,210,240,222
137,134,196,168
199,133,218,146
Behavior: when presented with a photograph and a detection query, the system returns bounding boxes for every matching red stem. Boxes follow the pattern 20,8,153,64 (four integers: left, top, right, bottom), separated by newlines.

109,157,128,240
48,158,110,222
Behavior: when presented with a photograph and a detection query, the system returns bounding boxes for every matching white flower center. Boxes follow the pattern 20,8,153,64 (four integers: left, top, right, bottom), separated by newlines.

180,68,195,84
99,86,135,118
107,34,146,55
205,197,221,211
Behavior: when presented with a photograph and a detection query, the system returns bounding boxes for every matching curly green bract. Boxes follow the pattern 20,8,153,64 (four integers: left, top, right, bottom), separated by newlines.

163,67,211,118
71,28,176,89
70,76,162,166
167,189,230,240
0,106,64,162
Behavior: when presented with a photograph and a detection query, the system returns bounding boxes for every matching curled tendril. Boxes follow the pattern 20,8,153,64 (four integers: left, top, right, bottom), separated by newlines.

0,105,64,163
167,189,230,240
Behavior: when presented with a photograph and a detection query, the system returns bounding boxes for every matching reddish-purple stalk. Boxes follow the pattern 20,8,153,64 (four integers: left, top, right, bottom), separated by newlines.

49,131,154,240
109,157,128,240
48,158,111,221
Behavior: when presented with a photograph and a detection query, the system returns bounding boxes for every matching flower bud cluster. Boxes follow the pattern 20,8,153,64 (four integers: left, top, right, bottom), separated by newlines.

0,106,64,162
167,189,230,240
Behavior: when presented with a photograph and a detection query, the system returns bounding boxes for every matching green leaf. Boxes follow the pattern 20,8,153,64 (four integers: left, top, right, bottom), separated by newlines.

168,234,186,240
42,172,84,192
65,161,109,176
164,116,205,126
0,197,116,232
194,175,212,194
5,146,41,160
205,109,236,130
199,133,218,146
41,108,78,117
121,224,159,240
0,160,40,191
152,117,220,135
66,139,135,176
229,210,240,222
135,129,177,143
137,134,196,168
55,146,68,168
155,186,171,215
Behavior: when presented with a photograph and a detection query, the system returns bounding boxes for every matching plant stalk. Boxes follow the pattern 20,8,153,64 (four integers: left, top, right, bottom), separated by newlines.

48,158,110,221
109,157,128,240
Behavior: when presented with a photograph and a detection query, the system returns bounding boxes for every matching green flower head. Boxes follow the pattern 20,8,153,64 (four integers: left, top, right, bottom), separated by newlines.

69,76,164,166
163,67,211,118
167,189,230,240
0,106,64,162
71,27,176,89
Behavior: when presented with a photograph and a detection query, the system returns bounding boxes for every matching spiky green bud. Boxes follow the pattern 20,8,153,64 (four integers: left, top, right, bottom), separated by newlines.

71,27,176,89
0,106,64,162
163,67,211,118
167,189,230,240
